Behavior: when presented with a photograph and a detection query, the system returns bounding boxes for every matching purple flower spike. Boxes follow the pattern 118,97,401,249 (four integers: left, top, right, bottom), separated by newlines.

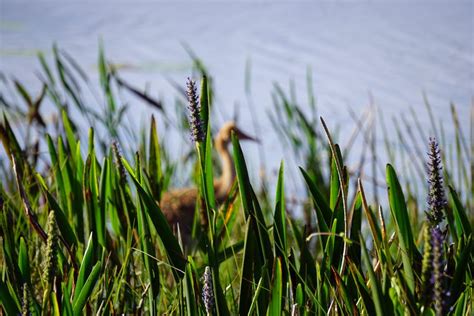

426,137,447,226
186,78,205,143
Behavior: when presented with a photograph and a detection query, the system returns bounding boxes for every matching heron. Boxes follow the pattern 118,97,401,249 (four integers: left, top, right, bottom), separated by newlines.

159,121,257,244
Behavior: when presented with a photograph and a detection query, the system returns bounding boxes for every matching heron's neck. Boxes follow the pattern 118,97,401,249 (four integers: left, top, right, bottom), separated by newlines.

215,140,235,201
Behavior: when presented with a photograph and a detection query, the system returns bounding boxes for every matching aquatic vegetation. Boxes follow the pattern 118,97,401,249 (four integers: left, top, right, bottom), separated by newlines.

0,46,472,315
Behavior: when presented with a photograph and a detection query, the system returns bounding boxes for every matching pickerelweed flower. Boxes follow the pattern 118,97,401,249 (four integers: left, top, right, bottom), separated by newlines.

202,266,214,314
426,137,447,226
186,78,205,143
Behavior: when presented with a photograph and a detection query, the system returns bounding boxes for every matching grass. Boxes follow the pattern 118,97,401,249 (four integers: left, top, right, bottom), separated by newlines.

0,46,473,315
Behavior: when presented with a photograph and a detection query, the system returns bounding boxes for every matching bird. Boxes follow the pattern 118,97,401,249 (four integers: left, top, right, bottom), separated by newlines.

159,121,257,245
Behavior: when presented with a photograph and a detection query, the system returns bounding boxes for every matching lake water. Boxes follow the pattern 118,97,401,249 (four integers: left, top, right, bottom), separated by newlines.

1,1,473,199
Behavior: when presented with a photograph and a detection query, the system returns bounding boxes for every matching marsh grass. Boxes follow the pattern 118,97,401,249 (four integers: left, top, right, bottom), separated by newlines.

0,46,472,315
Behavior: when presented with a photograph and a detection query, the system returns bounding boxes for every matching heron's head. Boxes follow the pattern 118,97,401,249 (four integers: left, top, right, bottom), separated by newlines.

217,121,258,146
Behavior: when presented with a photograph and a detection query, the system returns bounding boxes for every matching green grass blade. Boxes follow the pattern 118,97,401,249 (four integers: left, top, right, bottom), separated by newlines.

122,158,186,280
268,258,283,316
239,218,256,315
18,237,30,284
46,134,68,211
97,157,108,247
184,258,198,316
61,109,77,162
386,164,416,294
137,195,160,312
72,262,101,316
98,42,115,113
0,280,20,315
360,235,384,316
74,233,95,300
247,276,264,316
274,161,287,261
300,167,332,232
36,173,77,248
148,115,162,200
449,186,472,238
349,192,363,265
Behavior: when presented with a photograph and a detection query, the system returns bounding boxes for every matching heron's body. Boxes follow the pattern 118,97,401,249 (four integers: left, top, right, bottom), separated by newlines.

159,122,252,243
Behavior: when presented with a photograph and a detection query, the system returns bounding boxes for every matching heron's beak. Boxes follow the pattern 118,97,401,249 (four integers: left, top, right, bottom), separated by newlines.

235,128,260,143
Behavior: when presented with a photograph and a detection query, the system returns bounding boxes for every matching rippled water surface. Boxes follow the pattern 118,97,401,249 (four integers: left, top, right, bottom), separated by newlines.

1,1,473,190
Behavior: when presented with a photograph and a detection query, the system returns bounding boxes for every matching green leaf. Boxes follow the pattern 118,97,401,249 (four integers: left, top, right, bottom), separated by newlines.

36,173,77,248
122,158,186,280
232,133,253,217
300,167,331,249
274,161,287,262
216,241,245,263
449,237,472,301
386,164,415,294
148,115,162,200
247,276,264,316
137,191,160,312
97,157,108,247
72,262,101,316
18,237,30,284
14,80,33,107
46,134,68,211
199,76,210,135
449,186,472,238
61,109,77,163
300,167,331,227
329,147,342,211
38,51,55,85
184,258,198,316
239,218,256,315
98,41,115,112
232,133,272,264
349,192,363,265
74,233,95,300
360,235,384,316
331,267,356,314
348,262,376,315
0,280,20,315
268,258,283,316
197,122,216,227
359,179,382,252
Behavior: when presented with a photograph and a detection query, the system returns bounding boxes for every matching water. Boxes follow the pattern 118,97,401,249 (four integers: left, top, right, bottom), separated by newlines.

1,1,473,198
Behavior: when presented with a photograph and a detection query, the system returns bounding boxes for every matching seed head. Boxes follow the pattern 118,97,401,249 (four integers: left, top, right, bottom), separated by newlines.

426,138,447,226
112,141,127,185
186,78,205,143
43,210,58,285
22,283,30,316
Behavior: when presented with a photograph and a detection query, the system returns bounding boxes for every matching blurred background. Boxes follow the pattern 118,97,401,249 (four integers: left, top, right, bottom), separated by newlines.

1,1,473,201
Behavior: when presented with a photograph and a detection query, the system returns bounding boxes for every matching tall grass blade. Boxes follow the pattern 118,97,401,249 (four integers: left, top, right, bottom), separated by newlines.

386,164,416,294
122,158,186,280
72,261,101,316
360,235,384,316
